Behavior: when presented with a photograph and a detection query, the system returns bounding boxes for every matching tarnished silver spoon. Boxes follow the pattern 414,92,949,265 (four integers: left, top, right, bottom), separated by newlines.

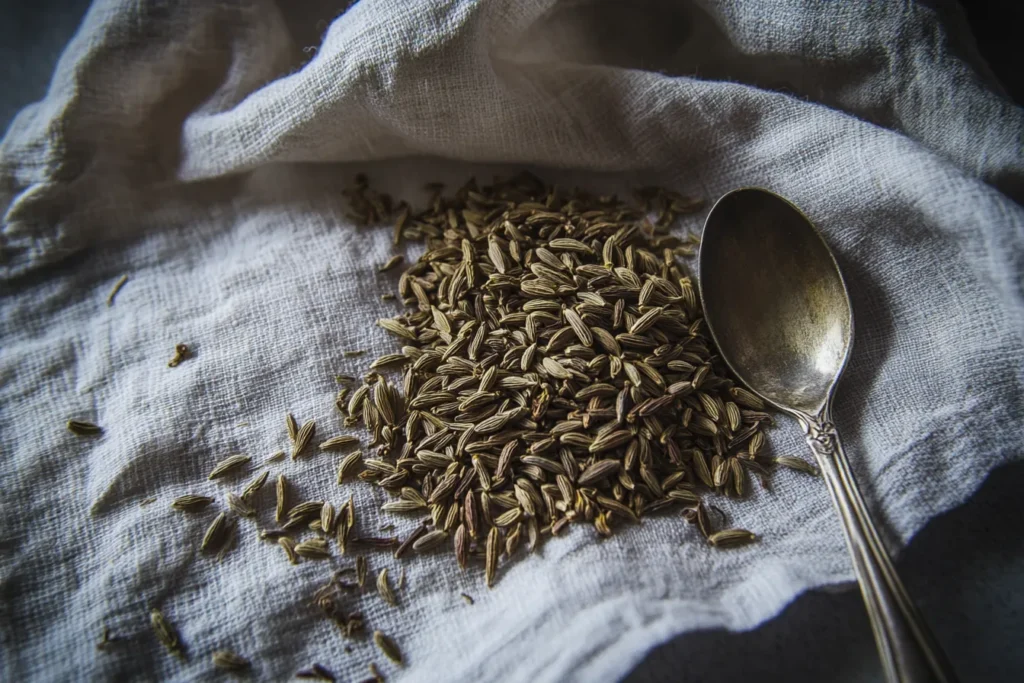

698,188,958,683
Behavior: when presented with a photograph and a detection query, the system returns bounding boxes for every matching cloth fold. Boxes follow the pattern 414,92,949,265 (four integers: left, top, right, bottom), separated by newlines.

1,1,1022,681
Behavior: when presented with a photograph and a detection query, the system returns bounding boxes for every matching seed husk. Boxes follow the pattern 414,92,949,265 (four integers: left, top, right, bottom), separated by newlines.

212,649,250,672
171,495,214,511
286,413,299,441
373,631,403,665
67,419,102,436
208,454,251,480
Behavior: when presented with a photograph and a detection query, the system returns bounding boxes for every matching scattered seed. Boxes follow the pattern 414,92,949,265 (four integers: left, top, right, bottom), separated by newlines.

708,528,757,547
67,420,102,436
226,492,255,517
106,274,129,306
337,451,364,483
373,631,403,666
379,255,404,272
276,474,288,522
319,435,360,452
242,470,270,501
377,568,397,606
295,538,331,559
460,593,474,605
212,649,250,672
171,495,214,512
208,454,251,480
296,663,336,681
167,343,191,367
292,420,316,459
149,608,182,656
356,555,368,587
775,456,819,476
201,512,230,553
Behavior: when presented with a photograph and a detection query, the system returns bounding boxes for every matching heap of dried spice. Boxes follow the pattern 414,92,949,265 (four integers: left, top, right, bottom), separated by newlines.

336,172,782,586
154,173,820,677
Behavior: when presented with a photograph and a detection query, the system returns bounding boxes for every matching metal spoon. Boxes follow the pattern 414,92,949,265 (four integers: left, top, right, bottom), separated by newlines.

698,188,958,683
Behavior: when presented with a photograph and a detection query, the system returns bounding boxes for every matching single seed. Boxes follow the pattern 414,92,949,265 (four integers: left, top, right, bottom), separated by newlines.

377,568,397,606
67,420,102,436
276,474,288,522
292,420,316,459
279,536,299,564
485,526,500,587
106,274,129,306
708,528,757,547
775,456,819,476
226,492,255,517
319,435,360,452
208,454,251,480
460,593,474,605
356,555,368,587
412,529,448,552
378,255,404,272
337,451,364,483
171,495,213,511
373,631,403,665
286,413,298,441
212,649,250,672
242,470,269,501
295,538,331,559
296,663,336,681
149,608,182,656
167,343,191,367
202,512,229,553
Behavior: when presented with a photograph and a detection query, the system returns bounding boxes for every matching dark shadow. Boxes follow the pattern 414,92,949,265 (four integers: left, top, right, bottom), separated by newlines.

0,0,93,133
828,250,899,538
625,460,1024,682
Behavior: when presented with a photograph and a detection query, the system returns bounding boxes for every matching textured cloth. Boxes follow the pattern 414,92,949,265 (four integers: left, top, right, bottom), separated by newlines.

1,1,1023,682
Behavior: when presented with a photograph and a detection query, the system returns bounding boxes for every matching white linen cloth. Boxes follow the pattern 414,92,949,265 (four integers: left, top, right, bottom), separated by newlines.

1,1,1022,681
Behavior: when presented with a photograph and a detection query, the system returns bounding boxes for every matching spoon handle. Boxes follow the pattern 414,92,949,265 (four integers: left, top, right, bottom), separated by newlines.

799,408,959,683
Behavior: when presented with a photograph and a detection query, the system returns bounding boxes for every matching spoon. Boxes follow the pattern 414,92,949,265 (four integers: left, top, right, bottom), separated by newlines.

698,188,958,683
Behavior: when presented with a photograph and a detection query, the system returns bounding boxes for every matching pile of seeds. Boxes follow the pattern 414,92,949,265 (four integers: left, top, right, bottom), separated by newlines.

149,173,821,678
339,171,785,583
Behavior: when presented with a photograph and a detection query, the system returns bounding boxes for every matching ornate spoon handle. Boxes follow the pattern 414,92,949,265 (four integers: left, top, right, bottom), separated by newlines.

798,406,959,683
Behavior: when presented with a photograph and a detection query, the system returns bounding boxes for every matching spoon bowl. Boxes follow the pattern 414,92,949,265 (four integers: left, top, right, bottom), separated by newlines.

699,188,956,683
699,188,852,415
